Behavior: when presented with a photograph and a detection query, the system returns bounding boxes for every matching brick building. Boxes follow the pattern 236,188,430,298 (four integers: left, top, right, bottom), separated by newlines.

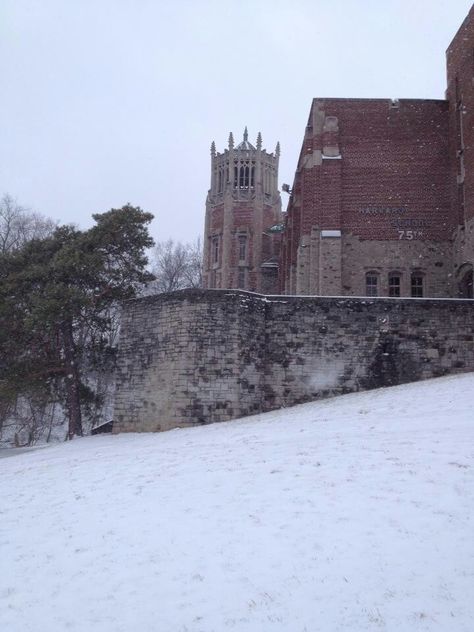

281,4,474,298
202,129,283,293
448,4,474,297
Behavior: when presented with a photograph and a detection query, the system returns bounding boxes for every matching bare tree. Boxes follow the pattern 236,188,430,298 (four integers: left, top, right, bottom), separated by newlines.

182,237,202,289
0,193,56,254
150,238,202,293
12,399,59,447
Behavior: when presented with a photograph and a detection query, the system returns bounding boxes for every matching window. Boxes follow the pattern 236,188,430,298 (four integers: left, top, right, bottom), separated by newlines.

212,237,219,265
233,162,255,189
238,235,247,261
240,166,249,188
264,166,271,194
238,267,246,289
210,270,216,289
411,273,424,298
388,273,401,297
365,272,378,297
458,266,473,298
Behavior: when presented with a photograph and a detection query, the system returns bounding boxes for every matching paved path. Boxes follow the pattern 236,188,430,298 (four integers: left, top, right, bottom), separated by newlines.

0,446,48,459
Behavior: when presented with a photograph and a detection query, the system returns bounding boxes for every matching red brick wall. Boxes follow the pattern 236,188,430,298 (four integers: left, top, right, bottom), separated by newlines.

281,97,456,294
209,205,224,234
306,99,452,242
208,201,281,292
446,4,474,224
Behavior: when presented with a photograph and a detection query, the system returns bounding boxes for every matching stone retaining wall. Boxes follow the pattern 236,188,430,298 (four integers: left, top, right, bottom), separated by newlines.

113,289,474,432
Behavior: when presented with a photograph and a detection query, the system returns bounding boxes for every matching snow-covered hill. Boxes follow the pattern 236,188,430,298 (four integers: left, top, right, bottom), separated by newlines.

1,374,474,632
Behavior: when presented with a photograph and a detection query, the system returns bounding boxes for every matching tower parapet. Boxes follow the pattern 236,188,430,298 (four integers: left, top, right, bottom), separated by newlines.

208,128,280,205
203,129,282,293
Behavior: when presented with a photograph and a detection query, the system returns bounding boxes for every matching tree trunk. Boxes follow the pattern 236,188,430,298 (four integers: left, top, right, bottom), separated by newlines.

61,320,83,439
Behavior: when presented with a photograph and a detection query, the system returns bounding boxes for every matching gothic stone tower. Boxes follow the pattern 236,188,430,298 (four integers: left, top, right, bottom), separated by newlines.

203,128,282,293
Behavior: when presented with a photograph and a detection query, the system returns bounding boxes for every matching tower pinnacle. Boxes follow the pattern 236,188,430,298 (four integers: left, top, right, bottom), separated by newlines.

243,126,248,142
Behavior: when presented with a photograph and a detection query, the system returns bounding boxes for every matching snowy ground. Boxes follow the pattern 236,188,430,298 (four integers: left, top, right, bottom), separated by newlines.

1,374,474,632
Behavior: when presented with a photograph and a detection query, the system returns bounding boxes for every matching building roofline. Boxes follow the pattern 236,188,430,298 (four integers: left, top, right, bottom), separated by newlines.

310,97,448,104
446,3,474,54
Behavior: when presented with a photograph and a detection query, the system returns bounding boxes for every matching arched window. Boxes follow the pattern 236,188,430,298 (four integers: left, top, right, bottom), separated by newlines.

233,161,255,189
388,272,401,297
411,272,424,298
365,271,378,296
458,264,473,298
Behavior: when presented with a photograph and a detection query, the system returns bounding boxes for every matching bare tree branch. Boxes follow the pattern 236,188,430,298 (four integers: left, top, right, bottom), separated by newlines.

0,194,56,254
149,238,202,293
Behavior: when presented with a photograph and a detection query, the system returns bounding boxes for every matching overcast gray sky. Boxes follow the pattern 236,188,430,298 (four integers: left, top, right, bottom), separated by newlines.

1,0,472,245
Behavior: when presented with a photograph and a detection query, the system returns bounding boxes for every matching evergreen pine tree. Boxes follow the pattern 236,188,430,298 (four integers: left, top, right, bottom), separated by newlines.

0,205,154,439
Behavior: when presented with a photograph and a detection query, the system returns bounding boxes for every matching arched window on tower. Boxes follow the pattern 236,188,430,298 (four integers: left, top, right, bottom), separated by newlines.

233,161,255,190
239,165,249,188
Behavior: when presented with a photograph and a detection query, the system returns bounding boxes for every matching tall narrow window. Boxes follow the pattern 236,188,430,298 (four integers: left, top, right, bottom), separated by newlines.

411,273,424,298
388,273,401,297
238,267,246,289
238,235,247,261
218,169,223,193
210,270,216,289
212,237,219,265
365,272,378,297
238,165,250,188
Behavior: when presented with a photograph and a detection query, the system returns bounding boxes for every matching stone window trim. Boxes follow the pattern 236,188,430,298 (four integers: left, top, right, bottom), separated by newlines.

233,162,255,190
211,235,220,267
388,271,402,297
365,271,379,297
238,233,248,262
411,271,424,298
